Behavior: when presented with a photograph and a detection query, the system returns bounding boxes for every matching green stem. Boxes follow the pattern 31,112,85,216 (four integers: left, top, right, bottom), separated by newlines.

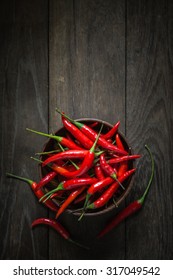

6,173,33,186
31,157,42,164
56,108,77,124
26,128,62,142
39,188,58,202
138,144,154,204
39,182,63,202
89,124,103,153
35,149,62,155
78,193,91,221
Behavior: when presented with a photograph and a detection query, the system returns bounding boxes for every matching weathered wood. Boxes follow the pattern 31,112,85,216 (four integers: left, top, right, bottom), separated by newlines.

126,0,173,259
49,0,126,259
1,0,172,261
0,0,48,259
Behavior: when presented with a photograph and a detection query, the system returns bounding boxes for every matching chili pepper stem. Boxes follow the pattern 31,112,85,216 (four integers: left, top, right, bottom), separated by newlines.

31,157,42,164
138,144,154,204
56,108,75,123
90,123,103,152
78,193,91,221
39,187,59,202
6,173,33,186
26,128,61,141
36,149,62,155
114,178,125,190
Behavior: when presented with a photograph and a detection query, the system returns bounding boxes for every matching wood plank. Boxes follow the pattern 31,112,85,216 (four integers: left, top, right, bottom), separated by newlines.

126,0,173,259
49,0,126,259
0,0,49,259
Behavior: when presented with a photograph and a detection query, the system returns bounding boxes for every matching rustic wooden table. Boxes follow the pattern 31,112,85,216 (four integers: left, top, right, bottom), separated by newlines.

0,0,173,260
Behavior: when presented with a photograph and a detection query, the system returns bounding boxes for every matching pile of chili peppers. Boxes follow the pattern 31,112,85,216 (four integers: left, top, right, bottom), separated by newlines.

6,109,154,249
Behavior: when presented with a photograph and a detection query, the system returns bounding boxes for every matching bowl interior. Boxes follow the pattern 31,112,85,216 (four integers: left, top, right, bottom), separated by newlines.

40,118,135,216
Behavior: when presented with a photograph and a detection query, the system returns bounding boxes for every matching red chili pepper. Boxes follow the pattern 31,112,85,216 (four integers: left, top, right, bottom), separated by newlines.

100,153,117,179
108,154,141,165
55,186,86,218
42,150,88,167
97,145,154,238
87,168,136,209
115,133,129,177
26,128,83,150
32,218,89,249
98,201,143,238
57,110,128,155
88,121,99,128
6,173,59,212
35,171,57,191
56,177,98,191
94,164,105,180
62,116,94,149
115,133,126,151
70,118,127,155
88,176,113,196
103,121,120,139
40,177,98,202
118,164,129,178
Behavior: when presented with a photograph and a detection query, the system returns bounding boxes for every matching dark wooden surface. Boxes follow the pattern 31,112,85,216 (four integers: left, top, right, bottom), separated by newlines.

0,0,172,260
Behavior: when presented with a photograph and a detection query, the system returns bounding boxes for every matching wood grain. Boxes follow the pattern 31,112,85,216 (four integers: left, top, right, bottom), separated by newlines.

126,0,173,259
0,0,172,260
49,0,126,259
0,0,49,259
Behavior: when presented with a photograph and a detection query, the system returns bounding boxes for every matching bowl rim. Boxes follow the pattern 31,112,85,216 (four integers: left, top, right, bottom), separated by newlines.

40,118,135,217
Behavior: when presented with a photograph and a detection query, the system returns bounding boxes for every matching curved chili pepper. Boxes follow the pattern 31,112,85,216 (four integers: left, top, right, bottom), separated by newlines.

56,151,92,178
6,173,58,212
57,110,128,155
100,153,117,179
97,145,154,238
42,150,88,167
102,121,120,139
32,218,89,249
55,186,86,218
87,168,136,209
62,116,94,149
26,128,83,150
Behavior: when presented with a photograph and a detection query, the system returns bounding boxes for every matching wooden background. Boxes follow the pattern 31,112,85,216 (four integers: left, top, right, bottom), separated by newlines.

0,0,173,260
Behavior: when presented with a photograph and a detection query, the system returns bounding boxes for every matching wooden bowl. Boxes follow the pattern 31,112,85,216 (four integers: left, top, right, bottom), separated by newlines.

40,118,135,217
